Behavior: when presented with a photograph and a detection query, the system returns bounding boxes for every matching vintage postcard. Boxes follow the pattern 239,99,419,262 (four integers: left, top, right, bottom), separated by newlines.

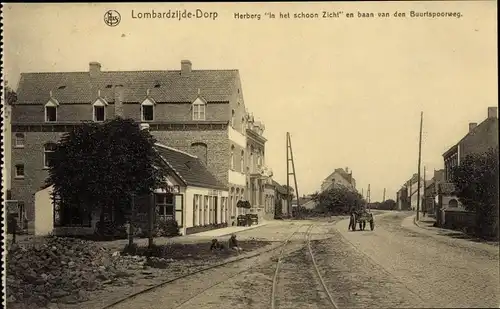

2,1,498,309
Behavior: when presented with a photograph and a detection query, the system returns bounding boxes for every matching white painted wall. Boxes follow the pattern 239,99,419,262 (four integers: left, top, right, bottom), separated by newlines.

228,169,246,186
184,186,229,233
35,185,54,236
228,126,247,149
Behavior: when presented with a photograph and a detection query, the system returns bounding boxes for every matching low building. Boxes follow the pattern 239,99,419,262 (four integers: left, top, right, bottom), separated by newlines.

321,167,356,192
272,180,292,218
34,142,229,236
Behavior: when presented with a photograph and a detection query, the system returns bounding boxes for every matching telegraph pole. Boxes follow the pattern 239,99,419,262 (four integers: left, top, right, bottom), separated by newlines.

286,133,290,217
416,112,423,221
383,188,386,202
423,165,426,216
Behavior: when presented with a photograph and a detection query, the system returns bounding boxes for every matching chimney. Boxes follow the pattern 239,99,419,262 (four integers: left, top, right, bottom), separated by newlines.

468,122,477,132
114,85,124,117
89,62,101,78
181,60,192,75
487,106,498,118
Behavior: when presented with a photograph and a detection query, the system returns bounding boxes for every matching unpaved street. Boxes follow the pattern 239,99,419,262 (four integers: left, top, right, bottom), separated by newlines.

110,213,500,309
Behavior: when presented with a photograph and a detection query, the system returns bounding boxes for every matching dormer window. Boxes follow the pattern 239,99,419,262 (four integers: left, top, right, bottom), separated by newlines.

93,99,106,122
141,98,155,122
45,100,58,122
192,97,206,121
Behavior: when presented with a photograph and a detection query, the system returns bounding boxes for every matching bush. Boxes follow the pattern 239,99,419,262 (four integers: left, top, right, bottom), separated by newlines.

156,219,180,237
94,221,127,240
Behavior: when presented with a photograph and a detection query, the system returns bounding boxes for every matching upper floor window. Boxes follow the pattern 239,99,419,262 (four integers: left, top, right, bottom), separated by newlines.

230,145,235,170
241,117,245,132
141,98,155,122
93,99,106,122
241,150,245,173
258,155,262,168
231,110,235,128
44,143,57,169
15,133,25,148
193,102,206,121
45,100,58,122
15,164,25,178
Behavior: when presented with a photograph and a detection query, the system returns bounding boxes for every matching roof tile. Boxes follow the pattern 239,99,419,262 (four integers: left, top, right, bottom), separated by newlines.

16,70,239,104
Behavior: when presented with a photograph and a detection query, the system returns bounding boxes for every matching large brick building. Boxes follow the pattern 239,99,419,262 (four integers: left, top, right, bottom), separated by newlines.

10,60,273,228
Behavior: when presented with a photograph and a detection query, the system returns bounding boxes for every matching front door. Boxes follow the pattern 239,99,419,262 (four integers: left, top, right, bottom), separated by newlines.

214,197,218,224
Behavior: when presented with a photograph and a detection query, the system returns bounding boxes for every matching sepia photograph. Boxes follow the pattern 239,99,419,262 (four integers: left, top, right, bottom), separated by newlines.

1,2,498,309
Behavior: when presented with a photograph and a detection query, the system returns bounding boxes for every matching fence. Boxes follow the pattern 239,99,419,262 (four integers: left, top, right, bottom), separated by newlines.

443,209,476,232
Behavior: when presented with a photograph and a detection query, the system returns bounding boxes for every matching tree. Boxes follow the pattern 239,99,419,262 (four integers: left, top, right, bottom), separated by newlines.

379,199,397,210
451,147,499,238
4,80,18,105
312,187,365,214
46,118,167,236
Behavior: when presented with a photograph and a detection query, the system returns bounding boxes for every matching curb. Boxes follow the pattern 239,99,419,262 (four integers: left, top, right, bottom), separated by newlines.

218,222,269,237
413,215,420,227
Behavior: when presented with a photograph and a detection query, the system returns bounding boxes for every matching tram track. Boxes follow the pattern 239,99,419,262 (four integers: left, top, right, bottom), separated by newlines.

271,223,339,309
104,224,307,309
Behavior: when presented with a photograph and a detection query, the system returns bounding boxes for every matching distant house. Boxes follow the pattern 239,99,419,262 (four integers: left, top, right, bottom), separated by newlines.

321,167,356,192
272,180,293,217
440,107,498,211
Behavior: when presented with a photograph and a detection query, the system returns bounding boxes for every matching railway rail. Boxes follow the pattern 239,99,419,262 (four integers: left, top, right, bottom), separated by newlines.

104,224,306,309
271,223,339,309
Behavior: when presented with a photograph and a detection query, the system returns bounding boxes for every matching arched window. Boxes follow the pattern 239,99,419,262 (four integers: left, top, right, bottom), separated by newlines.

191,142,208,165
141,98,155,121
44,143,57,168
449,199,458,208
240,150,245,173
231,110,235,128
230,145,235,170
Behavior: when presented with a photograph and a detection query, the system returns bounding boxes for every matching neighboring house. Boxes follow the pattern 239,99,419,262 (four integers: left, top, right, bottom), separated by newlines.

10,60,273,229
34,142,229,236
440,106,498,211
262,177,276,221
272,180,292,217
320,167,356,192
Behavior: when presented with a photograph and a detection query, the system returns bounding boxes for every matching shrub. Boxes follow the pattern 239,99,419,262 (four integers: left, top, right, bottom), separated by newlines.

156,219,180,237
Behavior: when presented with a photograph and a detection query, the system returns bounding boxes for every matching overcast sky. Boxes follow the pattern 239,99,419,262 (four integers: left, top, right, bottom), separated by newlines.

3,2,497,202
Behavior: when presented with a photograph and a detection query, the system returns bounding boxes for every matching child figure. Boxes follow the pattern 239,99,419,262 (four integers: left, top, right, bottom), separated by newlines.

228,234,243,253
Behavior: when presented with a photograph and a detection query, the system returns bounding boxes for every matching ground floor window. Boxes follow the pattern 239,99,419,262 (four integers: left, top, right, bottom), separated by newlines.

204,196,209,225
193,194,202,226
156,193,174,221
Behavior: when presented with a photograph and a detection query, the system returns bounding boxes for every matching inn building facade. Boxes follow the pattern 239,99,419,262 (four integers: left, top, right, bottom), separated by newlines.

10,60,273,229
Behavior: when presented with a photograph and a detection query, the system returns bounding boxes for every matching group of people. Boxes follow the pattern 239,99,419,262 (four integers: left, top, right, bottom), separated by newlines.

210,234,243,253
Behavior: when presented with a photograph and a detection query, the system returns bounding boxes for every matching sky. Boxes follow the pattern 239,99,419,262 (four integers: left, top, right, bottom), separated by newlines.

3,2,497,202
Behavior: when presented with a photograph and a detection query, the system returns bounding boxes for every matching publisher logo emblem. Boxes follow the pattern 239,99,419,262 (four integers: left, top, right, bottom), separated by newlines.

104,10,121,27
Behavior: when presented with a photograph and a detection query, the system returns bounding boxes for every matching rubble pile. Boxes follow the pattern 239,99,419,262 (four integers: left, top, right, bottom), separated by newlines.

6,236,145,307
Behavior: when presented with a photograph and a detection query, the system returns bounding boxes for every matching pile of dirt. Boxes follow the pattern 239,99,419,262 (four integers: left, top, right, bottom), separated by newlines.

6,236,143,308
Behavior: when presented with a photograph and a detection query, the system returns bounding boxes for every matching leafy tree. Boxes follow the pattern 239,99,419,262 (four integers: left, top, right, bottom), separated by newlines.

46,118,167,229
451,147,499,238
379,199,397,210
4,80,17,105
312,187,365,214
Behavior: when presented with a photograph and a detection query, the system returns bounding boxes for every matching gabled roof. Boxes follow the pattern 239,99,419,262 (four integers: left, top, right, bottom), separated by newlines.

154,143,226,191
324,168,354,185
443,117,498,158
272,180,289,195
16,69,240,105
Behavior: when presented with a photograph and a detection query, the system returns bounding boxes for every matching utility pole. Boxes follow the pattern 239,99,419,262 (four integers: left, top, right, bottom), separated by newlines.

423,165,426,216
361,188,364,198
383,188,386,202
416,112,423,221
367,184,371,203
286,132,300,217
286,133,290,217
